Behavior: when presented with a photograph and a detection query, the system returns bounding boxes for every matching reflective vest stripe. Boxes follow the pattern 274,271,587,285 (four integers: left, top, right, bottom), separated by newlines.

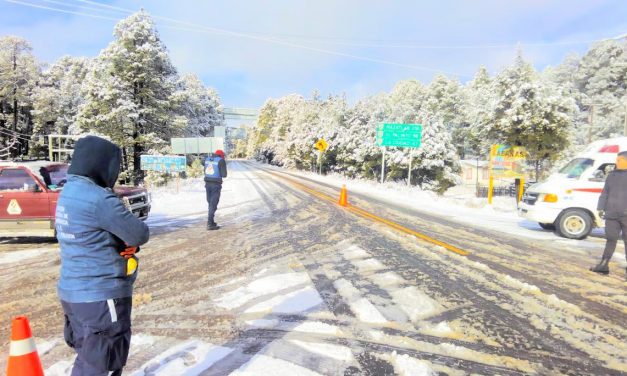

107,299,118,323
9,337,37,356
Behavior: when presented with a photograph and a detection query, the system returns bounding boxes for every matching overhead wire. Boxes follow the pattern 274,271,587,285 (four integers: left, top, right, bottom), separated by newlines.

72,0,624,50
6,0,468,77
0,128,33,142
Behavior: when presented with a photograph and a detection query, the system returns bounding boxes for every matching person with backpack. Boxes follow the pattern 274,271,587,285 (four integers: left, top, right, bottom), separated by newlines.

204,149,228,230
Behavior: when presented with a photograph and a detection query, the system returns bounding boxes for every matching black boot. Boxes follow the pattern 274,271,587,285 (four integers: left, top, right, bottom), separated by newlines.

207,222,220,231
589,259,610,275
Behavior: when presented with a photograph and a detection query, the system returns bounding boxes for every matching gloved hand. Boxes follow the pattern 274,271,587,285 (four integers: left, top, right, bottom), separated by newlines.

120,246,139,259
598,210,605,219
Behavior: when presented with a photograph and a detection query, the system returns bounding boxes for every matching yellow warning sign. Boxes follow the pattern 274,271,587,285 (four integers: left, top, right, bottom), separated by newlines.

315,139,328,151
7,199,22,215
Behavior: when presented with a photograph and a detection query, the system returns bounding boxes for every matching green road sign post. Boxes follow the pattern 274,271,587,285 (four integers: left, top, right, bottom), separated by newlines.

376,123,423,185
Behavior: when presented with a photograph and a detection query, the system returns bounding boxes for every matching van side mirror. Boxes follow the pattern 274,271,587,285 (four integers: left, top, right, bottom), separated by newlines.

589,170,605,182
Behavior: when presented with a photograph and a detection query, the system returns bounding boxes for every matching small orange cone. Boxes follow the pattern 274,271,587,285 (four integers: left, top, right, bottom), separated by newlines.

338,185,349,207
6,316,44,376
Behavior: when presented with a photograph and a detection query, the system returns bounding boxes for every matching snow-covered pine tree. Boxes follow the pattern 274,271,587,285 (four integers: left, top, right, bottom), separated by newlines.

424,74,465,157
76,10,181,183
463,66,495,158
0,36,40,157
172,73,224,137
337,94,389,179
31,56,90,140
491,52,576,179
575,39,627,141
414,119,461,193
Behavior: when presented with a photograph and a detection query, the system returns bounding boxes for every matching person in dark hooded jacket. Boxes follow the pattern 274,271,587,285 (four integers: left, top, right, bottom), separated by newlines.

590,150,627,278
56,136,150,376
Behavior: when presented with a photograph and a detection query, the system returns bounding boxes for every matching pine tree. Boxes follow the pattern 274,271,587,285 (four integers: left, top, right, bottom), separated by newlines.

0,36,39,157
32,56,90,136
172,73,224,137
415,119,461,193
76,10,181,183
491,52,576,179
464,66,496,157
575,40,627,141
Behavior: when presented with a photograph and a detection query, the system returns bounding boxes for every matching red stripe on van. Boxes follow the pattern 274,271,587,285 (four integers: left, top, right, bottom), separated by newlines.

572,188,603,193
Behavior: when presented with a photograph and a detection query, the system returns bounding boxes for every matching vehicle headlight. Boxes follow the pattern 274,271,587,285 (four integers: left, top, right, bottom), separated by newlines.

543,193,558,203
121,196,132,210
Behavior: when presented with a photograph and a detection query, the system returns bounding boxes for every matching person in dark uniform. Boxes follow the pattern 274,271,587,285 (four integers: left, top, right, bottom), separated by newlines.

56,136,150,376
204,149,228,230
590,150,627,278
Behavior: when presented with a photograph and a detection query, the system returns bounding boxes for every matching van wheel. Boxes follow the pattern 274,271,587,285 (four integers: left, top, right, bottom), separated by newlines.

557,209,592,240
539,222,555,230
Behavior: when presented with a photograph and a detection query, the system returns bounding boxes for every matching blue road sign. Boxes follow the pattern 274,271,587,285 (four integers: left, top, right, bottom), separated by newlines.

140,155,186,172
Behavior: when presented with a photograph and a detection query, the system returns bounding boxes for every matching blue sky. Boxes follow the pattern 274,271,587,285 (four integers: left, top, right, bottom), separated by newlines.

1,0,626,115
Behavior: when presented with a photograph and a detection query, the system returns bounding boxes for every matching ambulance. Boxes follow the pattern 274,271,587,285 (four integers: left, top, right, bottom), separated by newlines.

519,137,627,239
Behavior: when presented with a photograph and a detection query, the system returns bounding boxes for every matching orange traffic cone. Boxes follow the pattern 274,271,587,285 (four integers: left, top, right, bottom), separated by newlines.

6,316,44,376
338,185,349,207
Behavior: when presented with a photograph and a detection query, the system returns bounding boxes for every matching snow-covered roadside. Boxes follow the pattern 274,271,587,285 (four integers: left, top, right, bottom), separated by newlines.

258,162,625,266
145,162,267,232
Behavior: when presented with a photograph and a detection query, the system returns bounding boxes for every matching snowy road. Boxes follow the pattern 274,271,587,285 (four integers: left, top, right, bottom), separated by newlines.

0,160,626,375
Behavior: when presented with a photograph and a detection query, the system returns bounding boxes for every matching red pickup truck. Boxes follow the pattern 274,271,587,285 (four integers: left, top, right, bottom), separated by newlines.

0,162,151,238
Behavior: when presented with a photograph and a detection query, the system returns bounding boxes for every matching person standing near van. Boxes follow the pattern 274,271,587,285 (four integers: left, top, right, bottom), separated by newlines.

56,136,150,375
590,151,627,277
204,149,228,230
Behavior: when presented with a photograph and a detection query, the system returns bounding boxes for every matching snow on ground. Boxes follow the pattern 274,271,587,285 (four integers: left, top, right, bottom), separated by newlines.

229,354,324,376
333,278,388,324
215,272,311,310
244,286,323,314
0,247,56,264
146,162,267,232
288,340,354,362
386,352,436,376
263,163,625,266
129,341,233,376
390,287,442,323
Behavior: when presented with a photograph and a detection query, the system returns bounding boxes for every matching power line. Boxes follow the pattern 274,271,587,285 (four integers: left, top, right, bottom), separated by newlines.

5,0,120,21
6,0,625,77
73,0,625,50
41,0,125,16
0,128,32,142
8,0,468,76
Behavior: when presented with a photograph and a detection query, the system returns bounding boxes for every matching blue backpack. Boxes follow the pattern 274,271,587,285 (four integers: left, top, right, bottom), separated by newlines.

204,155,223,179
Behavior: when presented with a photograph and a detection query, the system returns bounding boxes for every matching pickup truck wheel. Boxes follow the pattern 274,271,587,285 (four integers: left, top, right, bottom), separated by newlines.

539,222,555,230
557,209,592,240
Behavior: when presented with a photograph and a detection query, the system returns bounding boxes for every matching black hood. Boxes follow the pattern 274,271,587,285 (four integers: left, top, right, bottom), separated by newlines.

68,136,122,188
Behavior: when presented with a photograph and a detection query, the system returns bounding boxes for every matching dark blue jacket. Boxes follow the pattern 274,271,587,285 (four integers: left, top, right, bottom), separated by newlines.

56,136,149,303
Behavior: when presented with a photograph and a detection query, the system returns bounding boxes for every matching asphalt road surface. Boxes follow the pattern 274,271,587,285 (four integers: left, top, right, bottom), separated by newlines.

0,160,625,375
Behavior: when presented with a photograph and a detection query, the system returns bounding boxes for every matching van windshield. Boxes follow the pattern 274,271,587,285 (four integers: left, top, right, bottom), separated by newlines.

559,158,594,179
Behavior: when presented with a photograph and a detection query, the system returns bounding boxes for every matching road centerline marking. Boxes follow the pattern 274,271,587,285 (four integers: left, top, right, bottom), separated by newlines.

262,168,469,256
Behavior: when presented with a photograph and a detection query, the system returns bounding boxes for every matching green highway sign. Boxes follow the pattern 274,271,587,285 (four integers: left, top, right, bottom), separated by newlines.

376,123,422,148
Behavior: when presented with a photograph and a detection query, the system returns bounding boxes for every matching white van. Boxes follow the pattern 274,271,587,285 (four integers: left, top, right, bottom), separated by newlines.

519,137,627,239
